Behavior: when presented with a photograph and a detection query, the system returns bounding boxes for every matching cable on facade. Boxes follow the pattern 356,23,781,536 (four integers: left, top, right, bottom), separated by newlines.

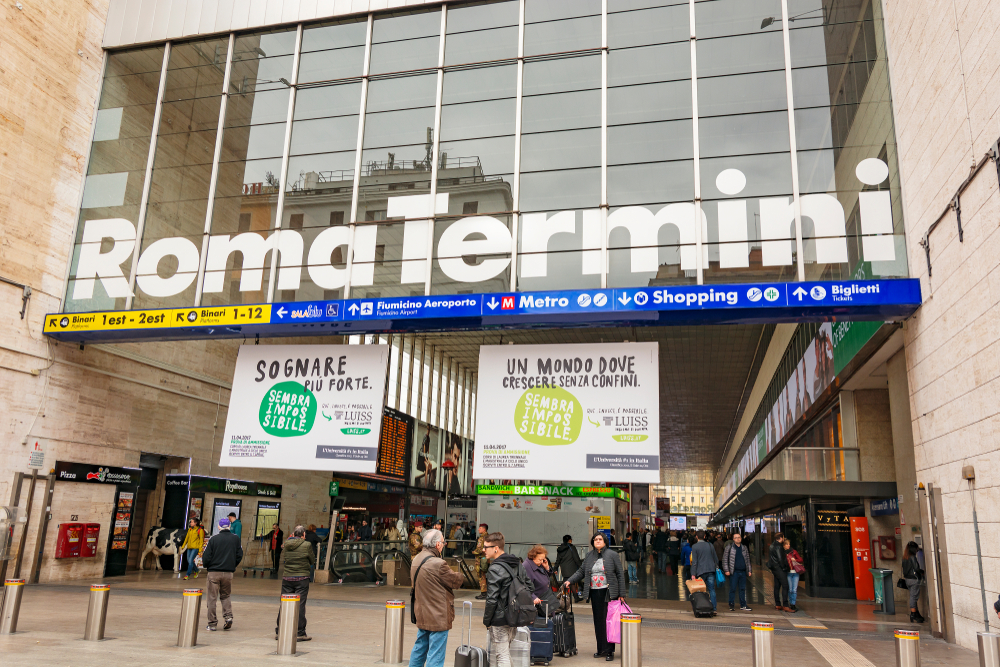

917,140,1000,277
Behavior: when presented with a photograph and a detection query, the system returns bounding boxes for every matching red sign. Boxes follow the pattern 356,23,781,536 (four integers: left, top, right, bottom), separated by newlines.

849,517,874,601
501,296,514,310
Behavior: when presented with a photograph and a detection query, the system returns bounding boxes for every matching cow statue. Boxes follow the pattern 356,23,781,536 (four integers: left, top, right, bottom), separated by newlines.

139,527,185,571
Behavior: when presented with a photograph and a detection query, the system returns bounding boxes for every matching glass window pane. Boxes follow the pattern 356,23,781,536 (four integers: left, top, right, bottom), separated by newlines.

608,81,692,123
699,111,790,157
520,129,601,171
161,38,229,101
444,26,519,66
298,46,366,83
608,5,690,48
301,18,368,53
523,55,600,95
290,115,359,155
442,64,517,104
608,245,697,287
694,0,782,39
698,71,787,116
609,120,693,164
524,15,601,56
608,161,694,206
431,215,512,295
700,154,792,199
225,88,290,127
441,99,516,140
525,0,601,22
520,168,601,212
696,33,786,78
294,83,363,120
370,9,442,74
608,42,691,86
366,73,438,112
517,249,602,292
522,90,601,133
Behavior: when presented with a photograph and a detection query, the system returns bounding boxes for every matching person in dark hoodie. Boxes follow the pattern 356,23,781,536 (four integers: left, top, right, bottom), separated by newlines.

484,532,542,667
201,517,243,631
555,535,583,599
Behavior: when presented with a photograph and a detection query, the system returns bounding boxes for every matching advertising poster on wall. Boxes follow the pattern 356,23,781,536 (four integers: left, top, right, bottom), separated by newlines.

219,344,389,472
412,422,441,490
464,439,476,494
473,343,660,483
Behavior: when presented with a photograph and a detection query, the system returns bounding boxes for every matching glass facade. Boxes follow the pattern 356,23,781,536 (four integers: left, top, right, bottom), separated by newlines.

66,0,907,312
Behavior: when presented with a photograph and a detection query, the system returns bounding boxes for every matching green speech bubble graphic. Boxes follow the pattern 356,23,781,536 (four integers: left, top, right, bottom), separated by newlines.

515,386,583,445
259,381,317,437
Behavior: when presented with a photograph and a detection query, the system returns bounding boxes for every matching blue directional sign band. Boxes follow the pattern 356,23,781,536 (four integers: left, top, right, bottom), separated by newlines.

44,279,921,343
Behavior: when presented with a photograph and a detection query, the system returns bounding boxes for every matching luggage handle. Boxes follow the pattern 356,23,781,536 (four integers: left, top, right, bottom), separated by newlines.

462,599,472,647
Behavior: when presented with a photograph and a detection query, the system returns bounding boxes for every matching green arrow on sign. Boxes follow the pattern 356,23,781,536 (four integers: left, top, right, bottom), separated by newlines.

329,481,339,497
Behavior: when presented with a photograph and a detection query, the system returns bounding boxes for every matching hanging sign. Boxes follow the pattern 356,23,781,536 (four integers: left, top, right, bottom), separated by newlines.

219,344,389,472
473,342,660,483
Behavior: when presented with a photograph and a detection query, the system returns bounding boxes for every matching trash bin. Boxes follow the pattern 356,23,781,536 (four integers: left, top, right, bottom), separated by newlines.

869,568,895,615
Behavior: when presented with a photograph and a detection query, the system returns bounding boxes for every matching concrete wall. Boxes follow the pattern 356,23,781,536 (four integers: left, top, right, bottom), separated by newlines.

884,0,1000,649
855,389,896,482
0,0,335,583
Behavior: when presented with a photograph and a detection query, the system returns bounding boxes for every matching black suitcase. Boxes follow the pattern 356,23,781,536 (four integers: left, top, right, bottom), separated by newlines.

690,591,714,618
531,602,554,665
553,592,578,657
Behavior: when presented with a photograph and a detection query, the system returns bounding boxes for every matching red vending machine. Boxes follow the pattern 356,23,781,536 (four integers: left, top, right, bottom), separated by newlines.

849,516,875,601
55,523,84,558
81,523,101,557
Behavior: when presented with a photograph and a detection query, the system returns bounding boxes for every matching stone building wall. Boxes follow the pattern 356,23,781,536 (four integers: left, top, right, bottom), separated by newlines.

884,0,1000,649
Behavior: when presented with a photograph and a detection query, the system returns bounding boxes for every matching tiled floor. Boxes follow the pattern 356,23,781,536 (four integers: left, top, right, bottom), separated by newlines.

0,570,978,666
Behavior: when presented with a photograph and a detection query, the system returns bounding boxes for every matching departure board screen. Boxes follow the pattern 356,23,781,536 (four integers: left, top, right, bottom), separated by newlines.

375,407,413,483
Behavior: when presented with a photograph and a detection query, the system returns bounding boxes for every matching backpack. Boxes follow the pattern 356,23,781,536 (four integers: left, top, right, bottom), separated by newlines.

497,562,538,627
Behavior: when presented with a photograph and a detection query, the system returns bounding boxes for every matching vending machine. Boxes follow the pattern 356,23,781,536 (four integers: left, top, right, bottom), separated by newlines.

55,523,84,558
849,517,874,601
82,523,101,557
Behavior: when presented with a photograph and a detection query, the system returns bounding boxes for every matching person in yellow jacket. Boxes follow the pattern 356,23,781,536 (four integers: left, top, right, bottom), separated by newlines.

180,518,205,580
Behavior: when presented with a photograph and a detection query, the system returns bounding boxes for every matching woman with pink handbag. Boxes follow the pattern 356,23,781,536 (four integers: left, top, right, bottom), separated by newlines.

563,533,626,661
784,539,805,612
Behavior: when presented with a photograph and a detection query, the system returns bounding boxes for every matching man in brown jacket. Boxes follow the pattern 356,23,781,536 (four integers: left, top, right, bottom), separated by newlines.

409,528,464,667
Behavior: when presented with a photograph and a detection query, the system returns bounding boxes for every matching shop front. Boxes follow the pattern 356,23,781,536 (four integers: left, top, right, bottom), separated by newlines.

162,474,282,536
331,476,406,539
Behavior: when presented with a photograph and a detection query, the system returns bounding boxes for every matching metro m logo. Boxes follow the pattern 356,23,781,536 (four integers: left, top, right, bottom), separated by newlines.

501,296,514,310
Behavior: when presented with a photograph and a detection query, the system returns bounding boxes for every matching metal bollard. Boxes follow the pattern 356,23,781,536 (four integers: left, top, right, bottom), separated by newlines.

620,613,642,667
276,594,300,656
1,579,25,634
383,600,405,664
751,622,774,667
83,584,110,641
895,629,920,667
979,633,1000,667
176,588,202,648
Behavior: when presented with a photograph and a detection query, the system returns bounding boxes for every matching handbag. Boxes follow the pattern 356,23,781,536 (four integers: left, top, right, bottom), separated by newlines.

606,600,632,644
716,568,725,584
897,577,908,589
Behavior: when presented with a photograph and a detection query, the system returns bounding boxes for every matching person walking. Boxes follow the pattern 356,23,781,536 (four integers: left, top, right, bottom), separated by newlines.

690,530,719,615
713,533,725,566
359,519,373,541
638,528,648,561
409,528,465,667
624,532,640,584
783,538,804,612
451,522,465,556
269,524,284,575
555,535,583,599
722,532,752,612
902,541,924,623
180,518,205,580
275,526,316,642
650,527,668,573
563,533,626,661
666,530,681,575
767,533,792,612
201,517,243,631
473,523,489,600
409,521,424,558
681,536,693,580
227,512,242,538
484,532,542,667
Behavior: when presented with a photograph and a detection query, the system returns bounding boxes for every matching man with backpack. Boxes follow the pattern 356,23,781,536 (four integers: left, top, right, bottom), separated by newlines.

483,532,541,667
409,529,464,667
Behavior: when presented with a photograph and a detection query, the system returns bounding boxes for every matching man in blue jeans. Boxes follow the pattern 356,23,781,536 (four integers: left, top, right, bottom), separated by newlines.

690,530,719,614
723,533,753,611
409,529,464,667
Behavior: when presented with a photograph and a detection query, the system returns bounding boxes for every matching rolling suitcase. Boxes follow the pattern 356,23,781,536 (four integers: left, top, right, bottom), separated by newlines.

455,601,487,667
553,592,578,657
690,591,714,618
530,602,554,665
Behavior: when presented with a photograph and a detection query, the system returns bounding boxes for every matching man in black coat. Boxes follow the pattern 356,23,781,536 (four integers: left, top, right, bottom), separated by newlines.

201,517,243,630
767,532,792,612
269,524,284,575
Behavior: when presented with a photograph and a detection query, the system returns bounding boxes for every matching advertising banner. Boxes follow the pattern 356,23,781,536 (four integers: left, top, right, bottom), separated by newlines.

219,344,389,472
473,343,660,483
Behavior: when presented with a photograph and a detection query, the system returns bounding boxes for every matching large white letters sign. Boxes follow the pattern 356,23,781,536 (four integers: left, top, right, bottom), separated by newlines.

473,343,660,483
220,344,388,472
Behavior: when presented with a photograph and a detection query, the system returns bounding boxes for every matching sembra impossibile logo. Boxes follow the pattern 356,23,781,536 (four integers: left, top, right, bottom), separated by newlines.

259,382,317,437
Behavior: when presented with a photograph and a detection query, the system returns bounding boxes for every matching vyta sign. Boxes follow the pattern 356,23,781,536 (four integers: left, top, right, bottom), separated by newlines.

219,344,389,473
70,161,899,303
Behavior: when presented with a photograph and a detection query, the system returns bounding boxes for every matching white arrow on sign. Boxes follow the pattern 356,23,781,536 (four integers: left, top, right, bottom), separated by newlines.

486,297,499,310
618,293,631,306
793,287,807,301
348,303,360,315
276,307,287,318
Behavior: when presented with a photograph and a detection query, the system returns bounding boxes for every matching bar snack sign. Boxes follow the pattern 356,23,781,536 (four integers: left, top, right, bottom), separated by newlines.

473,342,660,483
219,344,388,472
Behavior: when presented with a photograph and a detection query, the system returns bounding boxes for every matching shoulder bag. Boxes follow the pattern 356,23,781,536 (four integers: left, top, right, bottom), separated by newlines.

410,556,433,624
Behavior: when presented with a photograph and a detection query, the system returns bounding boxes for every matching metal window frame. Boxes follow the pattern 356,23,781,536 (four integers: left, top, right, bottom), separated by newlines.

508,0,526,291
194,33,236,307
124,43,171,309
344,14,376,299
780,0,806,282
424,5,449,296
689,0,704,285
